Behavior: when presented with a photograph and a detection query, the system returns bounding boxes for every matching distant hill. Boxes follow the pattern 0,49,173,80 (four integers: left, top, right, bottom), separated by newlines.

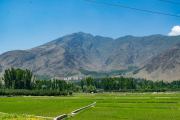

134,43,180,81
0,32,180,80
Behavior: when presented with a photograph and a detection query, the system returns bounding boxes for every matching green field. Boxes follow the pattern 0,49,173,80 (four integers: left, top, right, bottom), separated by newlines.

0,92,180,119
0,113,45,120
0,96,93,118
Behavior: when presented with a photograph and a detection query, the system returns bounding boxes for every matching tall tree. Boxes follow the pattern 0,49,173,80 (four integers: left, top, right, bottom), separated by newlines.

3,67,33,89
86,77,93,86
4,69,10,88
0,77,2,88
81,80,84,90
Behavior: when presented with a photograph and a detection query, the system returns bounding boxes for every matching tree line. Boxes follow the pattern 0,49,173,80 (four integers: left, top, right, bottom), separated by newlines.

0,67,79,95
102,77,136,91
3,67,34,89
1,67,180,94
76,76,180,92
35,79,77,92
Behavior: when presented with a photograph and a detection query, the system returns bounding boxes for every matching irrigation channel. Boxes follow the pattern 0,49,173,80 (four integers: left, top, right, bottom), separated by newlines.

54,102,96,120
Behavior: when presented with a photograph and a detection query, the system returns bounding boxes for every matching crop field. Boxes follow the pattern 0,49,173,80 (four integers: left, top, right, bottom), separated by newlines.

68,93,180,120
0,96,93,118
0,113,45,120
0,92,180,120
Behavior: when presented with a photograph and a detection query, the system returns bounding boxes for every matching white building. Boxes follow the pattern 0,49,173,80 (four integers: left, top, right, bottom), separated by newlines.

73,77,78,80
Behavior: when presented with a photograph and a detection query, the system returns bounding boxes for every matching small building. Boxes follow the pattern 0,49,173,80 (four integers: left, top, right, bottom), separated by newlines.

73,77,78,80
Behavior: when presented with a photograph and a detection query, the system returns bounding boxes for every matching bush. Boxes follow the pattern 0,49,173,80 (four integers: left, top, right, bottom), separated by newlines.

88,85,94,93
0,89,68,96
62,91,68,95
69,91,73,95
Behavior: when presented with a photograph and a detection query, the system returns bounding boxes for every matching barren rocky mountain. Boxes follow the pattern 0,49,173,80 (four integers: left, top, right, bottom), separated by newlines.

0,32,180,79
134,43,180,81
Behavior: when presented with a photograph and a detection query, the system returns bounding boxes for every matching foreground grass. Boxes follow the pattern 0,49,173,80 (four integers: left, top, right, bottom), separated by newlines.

1,92,180,119
0,96,93,117
0,113,45,120
69,103,180,120
68,92,180,120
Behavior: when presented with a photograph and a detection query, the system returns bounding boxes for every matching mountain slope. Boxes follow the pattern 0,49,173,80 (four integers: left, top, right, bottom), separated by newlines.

134,43,180,81
0,32,180,79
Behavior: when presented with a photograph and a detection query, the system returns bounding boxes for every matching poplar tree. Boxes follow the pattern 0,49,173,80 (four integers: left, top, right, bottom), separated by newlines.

81,80,84,90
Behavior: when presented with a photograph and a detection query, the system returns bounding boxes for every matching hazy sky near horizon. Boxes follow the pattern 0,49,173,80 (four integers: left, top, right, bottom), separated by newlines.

0,0,180,55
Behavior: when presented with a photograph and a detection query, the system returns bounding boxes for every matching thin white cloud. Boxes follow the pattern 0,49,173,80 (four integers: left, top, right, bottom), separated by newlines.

168,26,180,36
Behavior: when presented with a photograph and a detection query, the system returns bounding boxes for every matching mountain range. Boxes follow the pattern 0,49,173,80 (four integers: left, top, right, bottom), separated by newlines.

0,32,180,81
134,43,180,81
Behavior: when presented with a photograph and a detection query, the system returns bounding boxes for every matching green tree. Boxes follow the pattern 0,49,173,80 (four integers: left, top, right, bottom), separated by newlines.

24,69,33,89
15,68,24,89
81,80,84,90
52,78,56,90
102,78,110,90
46,79,52,90
4,69,10,88
35,80,42,90
150,81,155,89
86,77,93,86
75,86,80,92
83,86,87,92
42,85,47,90
3,67,34,89
119,76,124,90
0,77,2,88
10,67,16,89
88,85,94,93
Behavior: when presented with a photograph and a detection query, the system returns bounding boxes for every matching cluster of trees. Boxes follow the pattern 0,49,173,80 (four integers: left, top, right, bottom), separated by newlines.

133,68,141,75
0,67,81,95
3,67,34,89
0,78,2,89
79,77,97,93
102,77,136,91
85,77,95,92
2,67,180,95
35,74,52,80
35,79,79,92
79,66,138,77
102,77,180,92
74,76,180,92
0,89,69,96
136,79,180,91
75,78,101,90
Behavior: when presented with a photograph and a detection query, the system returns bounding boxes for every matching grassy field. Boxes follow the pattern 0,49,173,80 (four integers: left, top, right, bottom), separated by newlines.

0,92,180,119
0,113,45,120
68,92,180,120
0,96,93,118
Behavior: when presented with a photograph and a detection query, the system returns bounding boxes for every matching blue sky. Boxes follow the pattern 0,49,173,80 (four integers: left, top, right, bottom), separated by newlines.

0,0,180,55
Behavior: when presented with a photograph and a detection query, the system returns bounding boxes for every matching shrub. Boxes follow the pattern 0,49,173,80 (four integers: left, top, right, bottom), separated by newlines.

0,89,68,96
69,91,73,95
